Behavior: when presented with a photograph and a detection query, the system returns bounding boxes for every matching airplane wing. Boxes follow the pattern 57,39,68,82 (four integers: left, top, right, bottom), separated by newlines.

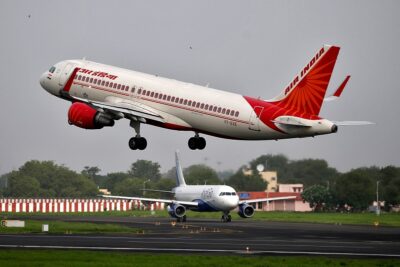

102,195,199,207
72,96,165,123
239,196,296,205
324,75,350,102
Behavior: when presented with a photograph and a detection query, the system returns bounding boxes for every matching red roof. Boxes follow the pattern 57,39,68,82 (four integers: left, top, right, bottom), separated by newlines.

238,191,303,201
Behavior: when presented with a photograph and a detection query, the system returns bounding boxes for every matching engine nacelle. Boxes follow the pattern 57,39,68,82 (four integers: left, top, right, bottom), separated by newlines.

237,203,255,218
68,102,115,129
167,203,186,218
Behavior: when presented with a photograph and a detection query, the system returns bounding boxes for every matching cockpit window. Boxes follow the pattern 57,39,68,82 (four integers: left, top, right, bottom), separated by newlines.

219,192,236,196
49,66,56,73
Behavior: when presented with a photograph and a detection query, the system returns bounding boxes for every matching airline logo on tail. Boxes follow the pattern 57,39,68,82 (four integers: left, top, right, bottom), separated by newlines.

273,45,340,116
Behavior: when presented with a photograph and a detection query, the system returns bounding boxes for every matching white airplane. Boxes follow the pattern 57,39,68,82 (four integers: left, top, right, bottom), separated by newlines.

40,45,372,150
103,151,295,222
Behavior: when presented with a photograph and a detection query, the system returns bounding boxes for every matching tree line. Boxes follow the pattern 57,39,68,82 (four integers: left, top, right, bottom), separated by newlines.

0,155,399,211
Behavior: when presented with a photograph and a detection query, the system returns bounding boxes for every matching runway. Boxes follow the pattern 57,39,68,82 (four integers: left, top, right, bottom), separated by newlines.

1,216,400,257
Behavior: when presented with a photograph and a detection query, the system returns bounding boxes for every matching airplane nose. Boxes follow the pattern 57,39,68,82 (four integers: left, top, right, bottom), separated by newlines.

39,73,47,88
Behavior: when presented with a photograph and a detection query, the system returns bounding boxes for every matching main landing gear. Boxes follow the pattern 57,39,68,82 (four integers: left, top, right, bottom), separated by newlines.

128,120,147,150
221,212,232,223
176,215,187,223
188,133,206,150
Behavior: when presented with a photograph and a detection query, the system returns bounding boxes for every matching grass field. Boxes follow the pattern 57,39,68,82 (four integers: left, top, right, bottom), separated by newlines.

2,210,400,227
0,220,139,234
0,249,398,267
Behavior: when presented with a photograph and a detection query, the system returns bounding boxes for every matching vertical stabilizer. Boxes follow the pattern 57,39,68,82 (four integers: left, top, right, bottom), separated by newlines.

175,150,187,187
270,45,340,116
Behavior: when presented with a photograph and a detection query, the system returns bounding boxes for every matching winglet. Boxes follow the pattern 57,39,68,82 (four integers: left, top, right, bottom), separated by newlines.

175,150,186,187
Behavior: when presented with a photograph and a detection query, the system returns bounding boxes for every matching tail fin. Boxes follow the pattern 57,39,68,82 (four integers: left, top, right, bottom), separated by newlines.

175,150,186,187
270,45,341,116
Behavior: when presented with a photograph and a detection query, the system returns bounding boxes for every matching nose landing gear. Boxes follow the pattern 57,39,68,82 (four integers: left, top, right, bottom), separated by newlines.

221,212,232,223
188,133,206,150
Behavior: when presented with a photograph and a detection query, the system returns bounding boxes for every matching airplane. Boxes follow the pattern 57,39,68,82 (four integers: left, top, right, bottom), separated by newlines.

102,151,296,222
40,45,372,150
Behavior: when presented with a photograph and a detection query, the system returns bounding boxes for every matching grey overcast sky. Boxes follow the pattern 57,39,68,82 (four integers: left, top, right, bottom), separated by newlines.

0,0,399,174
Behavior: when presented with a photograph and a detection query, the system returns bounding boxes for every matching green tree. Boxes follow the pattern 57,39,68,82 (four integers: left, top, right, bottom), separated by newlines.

301,185,332,211
380,166,400,210
183,164,220,185
226,168,267,191
4,173,41,197
3,160,98,197
333,168,377,211
128,160,161,181
113,178,144,196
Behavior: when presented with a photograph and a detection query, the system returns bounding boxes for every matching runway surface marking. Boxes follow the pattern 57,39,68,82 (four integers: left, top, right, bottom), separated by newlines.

0,244,399,258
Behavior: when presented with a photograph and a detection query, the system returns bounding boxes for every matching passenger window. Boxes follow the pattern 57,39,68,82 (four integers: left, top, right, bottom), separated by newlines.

196,103,200,108
138,88,142,94
217,107,221,113
159,94,163,99
188,100,192,106
205,104,209,110
163,95,167,100
101,81,105,86
179,99,183,104
117,84,121,90
171,96,175,102
230,110,235,116
90,78,94,83
146,91,150,96
226,109,230,115
213,106,217,112
143,90,147,95
105,81,109,87
200,103,204,109
184,100,187,105
125,86,129,91
131,86,135,93
155,93,159,98
235,111,239,117
209,105,213,111
192,101,196,107
113,83,117,89
151,92,154,97
167,96,171,101
175,98,179,103
121,85,125,90
222,108,226,114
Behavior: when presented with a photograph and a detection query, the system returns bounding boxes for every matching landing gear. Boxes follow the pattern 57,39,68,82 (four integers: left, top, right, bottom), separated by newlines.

188,134,206,150
128,137,147,150
221,212,232,223
129,120,147,150
176,215,187,223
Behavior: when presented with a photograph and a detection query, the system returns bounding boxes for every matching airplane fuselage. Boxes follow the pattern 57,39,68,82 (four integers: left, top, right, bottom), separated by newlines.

173,185,239,212
40,58,337,144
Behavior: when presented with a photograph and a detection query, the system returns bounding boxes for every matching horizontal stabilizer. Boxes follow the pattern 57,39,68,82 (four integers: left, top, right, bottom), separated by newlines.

272,117,312,127
333,121,374,126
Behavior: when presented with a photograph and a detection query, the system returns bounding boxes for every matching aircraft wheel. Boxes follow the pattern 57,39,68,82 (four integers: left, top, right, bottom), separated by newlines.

197,137,206,150
137,137,147,150
128,137,137,150
182,215,187,222
227,215,232,222
188,137,197,150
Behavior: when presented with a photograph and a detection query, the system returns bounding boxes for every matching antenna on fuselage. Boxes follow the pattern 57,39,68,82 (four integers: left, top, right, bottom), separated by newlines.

175,150,187,187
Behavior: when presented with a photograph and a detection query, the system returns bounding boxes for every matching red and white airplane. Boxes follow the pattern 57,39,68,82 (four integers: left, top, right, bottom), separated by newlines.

40,45,371,150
